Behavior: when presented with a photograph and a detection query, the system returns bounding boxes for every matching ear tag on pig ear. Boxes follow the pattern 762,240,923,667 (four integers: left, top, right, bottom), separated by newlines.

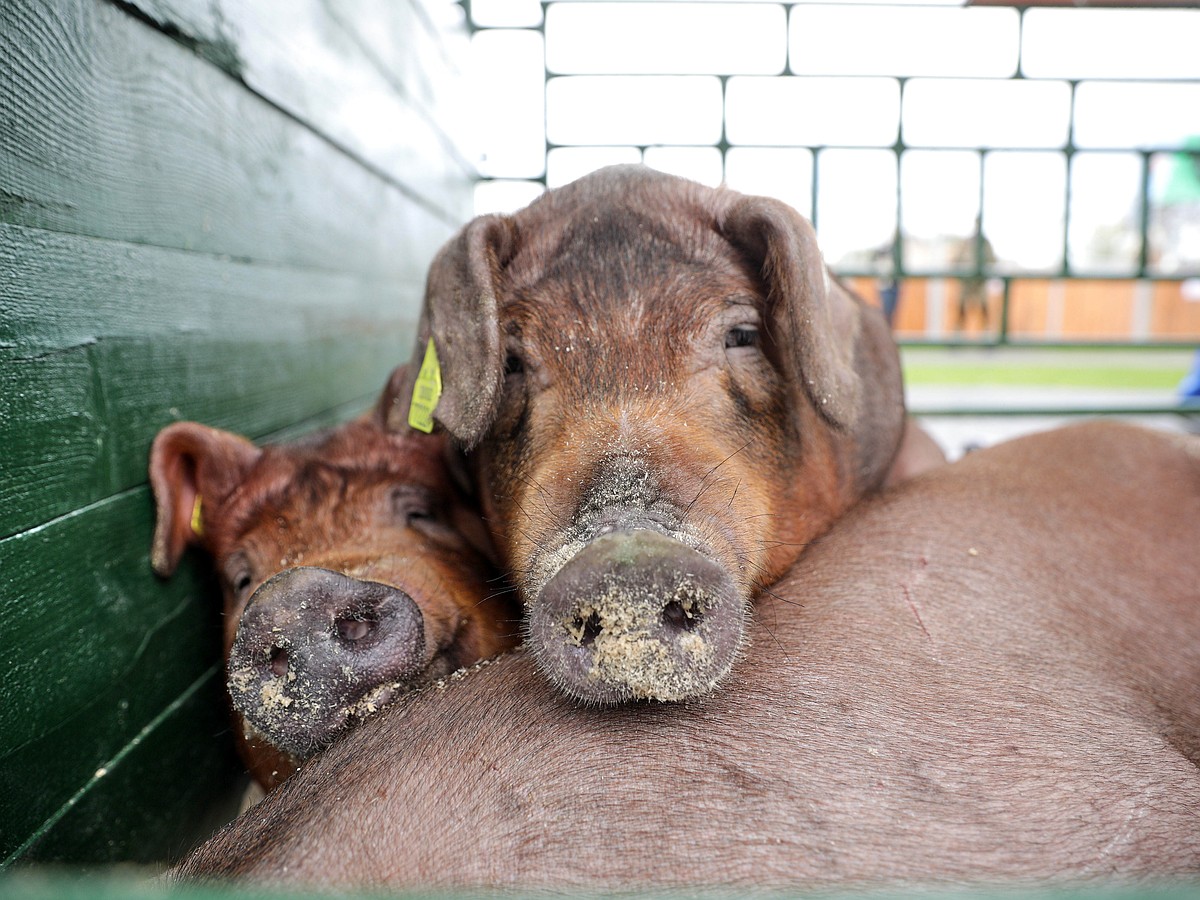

408,338,443,434
190,495,205,538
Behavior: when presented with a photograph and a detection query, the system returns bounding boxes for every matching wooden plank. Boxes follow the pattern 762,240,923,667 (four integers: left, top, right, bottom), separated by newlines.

116,0,478,196
4,666,244,866
0,0,477,868
1151,279,1200,338
0,223,423,357
0,491,215,762
0,0,467,270
0,223,420,539
0,488,241,861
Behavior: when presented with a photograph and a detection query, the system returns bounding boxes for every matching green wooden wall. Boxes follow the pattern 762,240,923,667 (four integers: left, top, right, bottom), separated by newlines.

0,0,473,867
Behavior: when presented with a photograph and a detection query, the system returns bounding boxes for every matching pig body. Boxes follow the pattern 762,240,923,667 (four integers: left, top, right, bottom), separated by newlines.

403,165,906,703
149,368,519,787
173,422,1200,889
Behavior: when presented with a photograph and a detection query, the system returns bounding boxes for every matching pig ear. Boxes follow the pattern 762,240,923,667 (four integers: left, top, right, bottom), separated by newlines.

148,422,261,577
718,195,905,490
375,367,497,563
388,215,517,448
375,363,415,428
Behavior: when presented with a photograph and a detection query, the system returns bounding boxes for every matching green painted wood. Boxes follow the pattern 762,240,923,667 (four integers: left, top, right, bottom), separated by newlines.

0,393,378,866
117,0,476,200
0,336,404,541
0,0,465,271
0,491,213,764
16,669,244,866
0,223,422,357
0,490,241,862
0,0,475,868
4,667,244,867
0,223,421,539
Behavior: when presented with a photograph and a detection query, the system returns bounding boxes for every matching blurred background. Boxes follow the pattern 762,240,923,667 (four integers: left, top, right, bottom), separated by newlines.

455,0,1200,454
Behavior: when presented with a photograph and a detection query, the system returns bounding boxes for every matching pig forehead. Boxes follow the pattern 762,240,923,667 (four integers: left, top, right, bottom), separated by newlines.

511,198,750,283
504,221,758,332
220,463,438,547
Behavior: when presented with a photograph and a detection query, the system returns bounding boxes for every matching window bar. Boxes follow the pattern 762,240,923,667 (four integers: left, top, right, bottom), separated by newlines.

1137,149,1153,278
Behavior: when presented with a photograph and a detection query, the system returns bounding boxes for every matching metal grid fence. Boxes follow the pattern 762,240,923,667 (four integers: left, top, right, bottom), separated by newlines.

461,1,1200,416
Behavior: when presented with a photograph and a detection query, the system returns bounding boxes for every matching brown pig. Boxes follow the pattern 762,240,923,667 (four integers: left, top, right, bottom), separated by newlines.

171,422,1200,890
149,367,519,788
396,164,906,704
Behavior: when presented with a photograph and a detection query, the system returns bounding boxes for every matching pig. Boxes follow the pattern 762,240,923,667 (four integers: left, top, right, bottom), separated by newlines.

884,418,948,488
393,164,906,704
149,366,519,788
171,421,1200,890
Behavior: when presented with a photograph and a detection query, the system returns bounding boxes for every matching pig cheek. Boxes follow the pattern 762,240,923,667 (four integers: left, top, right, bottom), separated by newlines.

479,408,572,576
655,433,771,587
755,412,851,582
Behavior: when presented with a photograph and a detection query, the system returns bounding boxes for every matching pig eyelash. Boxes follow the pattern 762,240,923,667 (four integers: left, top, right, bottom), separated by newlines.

724,326,760,349
390,486,439,527
234,573,252,593
405,508,435,525
226,567,253,597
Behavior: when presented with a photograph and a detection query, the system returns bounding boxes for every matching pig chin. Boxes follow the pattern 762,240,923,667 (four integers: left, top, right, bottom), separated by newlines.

520,486,749,706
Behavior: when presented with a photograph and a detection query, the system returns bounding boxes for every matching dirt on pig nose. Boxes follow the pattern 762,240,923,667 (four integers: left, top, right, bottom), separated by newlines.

226,566,427,757
528,529,745,704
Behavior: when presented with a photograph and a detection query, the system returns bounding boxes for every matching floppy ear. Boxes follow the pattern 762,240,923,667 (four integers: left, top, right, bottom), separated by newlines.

718,195,905,491
376,363,416,430
375,364,475,497
148,422,261,577
375,363,496,561
388,215,517,448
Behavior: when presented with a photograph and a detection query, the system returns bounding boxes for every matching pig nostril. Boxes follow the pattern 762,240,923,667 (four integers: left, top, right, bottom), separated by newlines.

336,616,374,643
662,599,701,632
269,646,289,678
572,611,603,647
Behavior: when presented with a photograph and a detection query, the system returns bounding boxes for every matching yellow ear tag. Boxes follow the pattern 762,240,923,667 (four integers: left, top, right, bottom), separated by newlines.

190,495,204,538
407,338,443,434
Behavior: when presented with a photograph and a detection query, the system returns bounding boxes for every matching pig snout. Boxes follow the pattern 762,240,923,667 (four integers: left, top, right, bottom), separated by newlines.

528,529,744,704
226,566,426,757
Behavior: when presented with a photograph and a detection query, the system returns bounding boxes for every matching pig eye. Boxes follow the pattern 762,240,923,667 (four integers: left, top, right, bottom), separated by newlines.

225,558,254,597
391,487,439,529
725,326,760,350
503,354,524,378
405,508,433,526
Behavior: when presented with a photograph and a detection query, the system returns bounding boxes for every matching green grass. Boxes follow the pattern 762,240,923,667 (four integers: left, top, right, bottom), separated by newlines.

900,348,1192,390
902,364,1186,389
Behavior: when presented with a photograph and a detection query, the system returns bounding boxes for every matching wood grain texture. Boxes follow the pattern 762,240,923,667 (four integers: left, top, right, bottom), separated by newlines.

0,491,243,862
0,223,418,539
0,491,215,761
3,667,244,866
0,0,475,866
119,0,477,202
0,0,467,269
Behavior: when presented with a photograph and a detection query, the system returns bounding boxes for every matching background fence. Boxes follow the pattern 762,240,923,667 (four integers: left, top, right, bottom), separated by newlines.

462,0,1200,353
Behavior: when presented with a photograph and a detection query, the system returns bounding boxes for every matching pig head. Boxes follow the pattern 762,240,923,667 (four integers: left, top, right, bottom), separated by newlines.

150,367,518,787
395,165,904,704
